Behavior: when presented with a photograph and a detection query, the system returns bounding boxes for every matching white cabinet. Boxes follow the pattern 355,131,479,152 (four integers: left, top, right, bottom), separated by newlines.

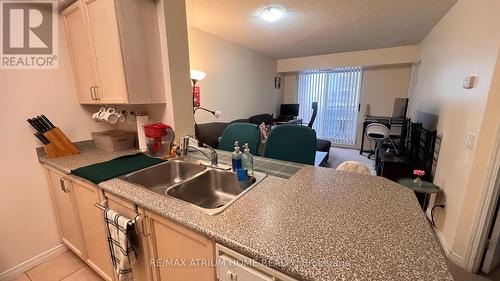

62,0,165,104
216,244,296,281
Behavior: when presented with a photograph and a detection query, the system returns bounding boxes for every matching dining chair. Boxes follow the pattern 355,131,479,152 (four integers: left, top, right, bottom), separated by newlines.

264,124,317,165
218,123,261,155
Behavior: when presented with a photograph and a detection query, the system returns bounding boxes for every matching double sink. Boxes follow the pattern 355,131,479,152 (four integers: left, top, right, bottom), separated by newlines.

120,160,266,215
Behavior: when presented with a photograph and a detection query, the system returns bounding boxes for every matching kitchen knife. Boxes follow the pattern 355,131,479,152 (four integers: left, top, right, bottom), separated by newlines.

35,116,50,132
34,133,50,144
27,118,44,133
40,114,56,129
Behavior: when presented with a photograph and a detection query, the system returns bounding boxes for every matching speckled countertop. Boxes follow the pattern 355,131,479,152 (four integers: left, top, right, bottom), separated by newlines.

37,140,138,174
38,143,453,281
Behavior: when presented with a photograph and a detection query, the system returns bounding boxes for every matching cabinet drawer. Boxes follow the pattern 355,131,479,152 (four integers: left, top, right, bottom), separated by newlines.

217,254,273,281
215,244,296,281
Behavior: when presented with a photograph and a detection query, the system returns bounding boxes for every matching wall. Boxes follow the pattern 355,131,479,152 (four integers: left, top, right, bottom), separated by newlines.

187,26,283,124
357,66,412,149
456,47,500,268
409,0,500,265
0,19,111,275
282,65,412,149
277,45,420,73
159,0,194,137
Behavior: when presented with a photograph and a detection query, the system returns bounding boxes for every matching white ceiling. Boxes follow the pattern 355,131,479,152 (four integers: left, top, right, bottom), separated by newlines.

186,0,456,59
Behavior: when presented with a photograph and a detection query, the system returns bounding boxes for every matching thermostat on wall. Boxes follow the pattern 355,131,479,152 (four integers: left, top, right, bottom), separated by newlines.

463,76,477,89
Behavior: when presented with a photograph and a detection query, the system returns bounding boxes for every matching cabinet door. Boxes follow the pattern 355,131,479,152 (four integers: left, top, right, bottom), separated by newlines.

106,193,153,281
46,168,86,258
147,212,216,281
71,178,115,281
61,1,98,104
81,0,129,104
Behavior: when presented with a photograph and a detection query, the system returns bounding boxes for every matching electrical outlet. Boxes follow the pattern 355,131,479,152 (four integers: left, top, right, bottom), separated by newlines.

123,110,136,124
465,132,476,149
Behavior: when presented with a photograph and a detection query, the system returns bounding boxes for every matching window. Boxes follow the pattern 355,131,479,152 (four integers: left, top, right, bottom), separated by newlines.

297,67,362,145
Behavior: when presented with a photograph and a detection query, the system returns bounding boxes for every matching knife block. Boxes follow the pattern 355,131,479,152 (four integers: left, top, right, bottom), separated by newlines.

43,128,80,158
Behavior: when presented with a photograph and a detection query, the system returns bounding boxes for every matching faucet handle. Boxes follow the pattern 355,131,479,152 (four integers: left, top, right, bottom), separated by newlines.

202,143,218,165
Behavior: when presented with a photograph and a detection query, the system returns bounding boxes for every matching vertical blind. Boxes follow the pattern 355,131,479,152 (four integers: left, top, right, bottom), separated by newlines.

297,67,362,145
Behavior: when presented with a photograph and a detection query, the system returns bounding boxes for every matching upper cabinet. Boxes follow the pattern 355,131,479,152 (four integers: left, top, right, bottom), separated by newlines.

62,0,166,104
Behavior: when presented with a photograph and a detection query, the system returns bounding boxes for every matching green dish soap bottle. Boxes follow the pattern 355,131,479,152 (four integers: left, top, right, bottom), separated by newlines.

241,143,254,176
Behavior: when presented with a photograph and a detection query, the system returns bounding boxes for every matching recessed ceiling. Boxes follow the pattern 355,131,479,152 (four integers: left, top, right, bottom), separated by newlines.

186,0,456,59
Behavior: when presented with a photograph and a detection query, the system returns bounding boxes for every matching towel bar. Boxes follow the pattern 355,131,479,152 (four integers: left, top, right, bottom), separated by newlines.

94,201,139,227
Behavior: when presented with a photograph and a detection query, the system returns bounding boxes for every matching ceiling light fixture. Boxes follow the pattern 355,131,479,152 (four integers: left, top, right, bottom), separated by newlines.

260,7,284,22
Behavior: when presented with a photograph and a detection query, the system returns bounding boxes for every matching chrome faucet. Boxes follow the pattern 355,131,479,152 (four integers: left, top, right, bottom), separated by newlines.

201,143,218,166
179,136,219,167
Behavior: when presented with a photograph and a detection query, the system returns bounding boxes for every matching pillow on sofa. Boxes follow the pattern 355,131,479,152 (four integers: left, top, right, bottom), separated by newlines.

259,122,270,142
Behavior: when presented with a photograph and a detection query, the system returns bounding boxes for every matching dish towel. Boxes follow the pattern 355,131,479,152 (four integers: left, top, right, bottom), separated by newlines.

104,208,137,281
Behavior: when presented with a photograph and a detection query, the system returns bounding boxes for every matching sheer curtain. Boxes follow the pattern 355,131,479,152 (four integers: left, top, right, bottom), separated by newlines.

297,67,362,145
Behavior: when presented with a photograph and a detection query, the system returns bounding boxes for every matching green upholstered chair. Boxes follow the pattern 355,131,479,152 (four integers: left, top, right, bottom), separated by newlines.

264,124,317,165
218,123,261,155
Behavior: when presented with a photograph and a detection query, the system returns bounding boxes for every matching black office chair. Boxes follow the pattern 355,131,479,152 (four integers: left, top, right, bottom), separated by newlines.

306,102,331,162
307,102,318,128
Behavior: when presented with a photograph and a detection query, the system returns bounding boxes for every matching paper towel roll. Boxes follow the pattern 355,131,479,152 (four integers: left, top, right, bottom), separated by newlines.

136,115,149,151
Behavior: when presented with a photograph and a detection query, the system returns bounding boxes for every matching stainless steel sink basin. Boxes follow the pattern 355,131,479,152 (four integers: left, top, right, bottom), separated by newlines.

166,169,267,215
120,159,266,215
120,160,207,193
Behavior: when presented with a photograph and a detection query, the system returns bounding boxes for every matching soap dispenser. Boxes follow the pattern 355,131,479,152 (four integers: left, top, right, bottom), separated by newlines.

231,141,242,171
241,143,253,176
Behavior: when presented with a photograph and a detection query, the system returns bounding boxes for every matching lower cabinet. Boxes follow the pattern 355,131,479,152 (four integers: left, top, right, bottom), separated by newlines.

105,192,153,281
45,167,114,281
71,177,115,281
46,168,86,259
146,211,216,281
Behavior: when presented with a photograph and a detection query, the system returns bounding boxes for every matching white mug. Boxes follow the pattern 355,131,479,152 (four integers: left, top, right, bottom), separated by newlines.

92,107,106,122
116,110,126,123
101,108,119,124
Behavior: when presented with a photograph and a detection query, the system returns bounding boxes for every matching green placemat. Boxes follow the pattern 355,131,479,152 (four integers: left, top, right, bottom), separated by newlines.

71,153,164,184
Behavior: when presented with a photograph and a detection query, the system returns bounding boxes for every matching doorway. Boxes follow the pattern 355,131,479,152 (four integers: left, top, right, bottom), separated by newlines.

468,125,500,275
480,167,500,274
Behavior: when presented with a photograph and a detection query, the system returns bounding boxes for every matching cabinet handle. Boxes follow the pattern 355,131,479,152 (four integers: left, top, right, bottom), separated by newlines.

141,216,151,236
90,86,95,100
94,86,100,100
226,271,237,280
59,177,70,193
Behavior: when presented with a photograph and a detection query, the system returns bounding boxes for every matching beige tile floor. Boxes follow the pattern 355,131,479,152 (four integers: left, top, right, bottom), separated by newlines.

10,245,500,281
12,250,104,281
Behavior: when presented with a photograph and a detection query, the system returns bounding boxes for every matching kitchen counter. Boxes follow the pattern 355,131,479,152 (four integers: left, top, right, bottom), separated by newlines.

37,140,138,174
38,143,453,281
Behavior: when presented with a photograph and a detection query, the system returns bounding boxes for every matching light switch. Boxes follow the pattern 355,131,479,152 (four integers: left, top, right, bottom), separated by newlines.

465,132,476,149
463,76,477,89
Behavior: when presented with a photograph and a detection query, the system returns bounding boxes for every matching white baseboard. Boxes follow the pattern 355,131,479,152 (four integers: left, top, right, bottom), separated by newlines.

435,229,466,268
0,244,67,281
